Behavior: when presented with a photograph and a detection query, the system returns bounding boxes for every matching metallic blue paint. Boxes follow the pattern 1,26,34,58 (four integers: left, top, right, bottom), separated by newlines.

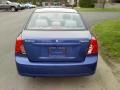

15,13,98,77
15,55,98,77
15,30,98,77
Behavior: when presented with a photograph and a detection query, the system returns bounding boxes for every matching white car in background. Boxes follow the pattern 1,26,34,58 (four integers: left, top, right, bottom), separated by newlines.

24,3,36,9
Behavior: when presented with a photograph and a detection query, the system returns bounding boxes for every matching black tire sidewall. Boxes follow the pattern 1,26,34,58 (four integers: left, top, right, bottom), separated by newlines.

10,7,16,12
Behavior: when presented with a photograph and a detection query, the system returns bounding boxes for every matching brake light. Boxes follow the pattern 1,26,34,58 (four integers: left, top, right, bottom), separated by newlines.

87,36,98,55
15,35,26,54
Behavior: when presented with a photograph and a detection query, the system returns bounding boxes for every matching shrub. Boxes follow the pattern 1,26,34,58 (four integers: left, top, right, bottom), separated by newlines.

79,0,95,8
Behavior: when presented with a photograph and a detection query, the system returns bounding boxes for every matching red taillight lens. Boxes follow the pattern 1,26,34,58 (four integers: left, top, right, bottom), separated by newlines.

87,36,98,55
15,35,25,54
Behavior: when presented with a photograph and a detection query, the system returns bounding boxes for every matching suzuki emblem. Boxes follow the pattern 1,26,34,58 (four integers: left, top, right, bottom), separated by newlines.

56,40,59,42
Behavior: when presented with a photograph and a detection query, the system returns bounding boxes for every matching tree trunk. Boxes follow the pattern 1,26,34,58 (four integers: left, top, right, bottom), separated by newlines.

102,0,106,8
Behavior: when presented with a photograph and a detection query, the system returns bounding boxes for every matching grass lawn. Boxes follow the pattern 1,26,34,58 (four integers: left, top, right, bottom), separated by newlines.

75,7,120,12
92,18,120,63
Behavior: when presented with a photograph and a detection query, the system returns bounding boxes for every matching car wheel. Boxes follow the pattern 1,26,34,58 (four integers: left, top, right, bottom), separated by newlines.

10,7,16,12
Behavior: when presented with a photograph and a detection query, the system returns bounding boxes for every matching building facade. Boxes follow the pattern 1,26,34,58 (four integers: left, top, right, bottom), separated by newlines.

0,0,3,3
0,0,6,3
42,0,77,6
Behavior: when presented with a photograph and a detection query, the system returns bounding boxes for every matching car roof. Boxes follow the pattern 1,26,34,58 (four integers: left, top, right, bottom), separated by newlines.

35,8,78,13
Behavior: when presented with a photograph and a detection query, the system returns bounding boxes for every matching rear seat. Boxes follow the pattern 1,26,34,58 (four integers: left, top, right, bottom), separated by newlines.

64,20,77,28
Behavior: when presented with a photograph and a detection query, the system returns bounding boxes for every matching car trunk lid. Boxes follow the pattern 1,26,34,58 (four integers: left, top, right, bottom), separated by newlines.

22,30,91,62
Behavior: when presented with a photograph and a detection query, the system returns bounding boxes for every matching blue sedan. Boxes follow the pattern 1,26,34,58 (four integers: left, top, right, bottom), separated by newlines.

15,8,98,77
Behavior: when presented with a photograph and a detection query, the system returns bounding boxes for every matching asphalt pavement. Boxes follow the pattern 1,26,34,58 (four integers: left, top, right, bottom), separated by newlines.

0,9,120,90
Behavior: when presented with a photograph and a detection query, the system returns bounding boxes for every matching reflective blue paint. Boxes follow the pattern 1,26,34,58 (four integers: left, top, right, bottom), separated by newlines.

15,55,98,77
15,30,98,77
15,10,99,77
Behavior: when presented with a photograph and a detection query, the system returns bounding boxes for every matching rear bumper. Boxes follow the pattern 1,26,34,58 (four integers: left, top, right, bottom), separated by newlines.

15,55,98,77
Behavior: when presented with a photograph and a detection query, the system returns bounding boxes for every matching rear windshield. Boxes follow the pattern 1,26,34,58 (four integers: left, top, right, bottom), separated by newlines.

26,12,86,30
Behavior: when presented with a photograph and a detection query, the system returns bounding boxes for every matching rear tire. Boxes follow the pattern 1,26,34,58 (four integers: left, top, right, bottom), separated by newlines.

10,7,17,12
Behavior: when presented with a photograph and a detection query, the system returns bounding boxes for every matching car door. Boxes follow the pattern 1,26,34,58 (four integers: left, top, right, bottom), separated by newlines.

0,3,4,9
4,2,10,9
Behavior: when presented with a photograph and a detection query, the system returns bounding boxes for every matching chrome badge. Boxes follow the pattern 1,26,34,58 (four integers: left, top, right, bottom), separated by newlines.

56,40,59,43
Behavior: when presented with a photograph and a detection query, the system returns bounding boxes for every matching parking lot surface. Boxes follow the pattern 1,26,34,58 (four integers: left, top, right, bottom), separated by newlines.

0,9,120,90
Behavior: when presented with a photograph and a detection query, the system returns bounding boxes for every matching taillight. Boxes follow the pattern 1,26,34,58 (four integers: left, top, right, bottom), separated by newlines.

15,35,26,54
87,36,98,55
